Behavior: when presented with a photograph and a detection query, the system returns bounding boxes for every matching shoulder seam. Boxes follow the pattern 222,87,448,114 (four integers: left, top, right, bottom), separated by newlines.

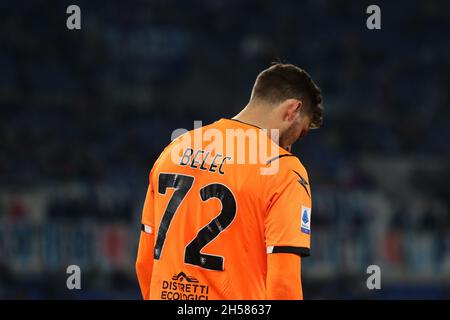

266,154,297,165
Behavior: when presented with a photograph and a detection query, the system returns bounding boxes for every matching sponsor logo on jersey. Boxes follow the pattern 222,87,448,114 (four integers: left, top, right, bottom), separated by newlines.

161,272,209,300
301,206,311,234
171,272,199,283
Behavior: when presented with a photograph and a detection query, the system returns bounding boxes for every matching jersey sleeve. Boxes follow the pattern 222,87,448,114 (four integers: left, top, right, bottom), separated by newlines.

141,168,156,233
264,159,312,257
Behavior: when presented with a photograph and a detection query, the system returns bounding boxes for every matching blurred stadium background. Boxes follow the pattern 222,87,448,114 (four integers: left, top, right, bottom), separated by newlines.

0,0,449,299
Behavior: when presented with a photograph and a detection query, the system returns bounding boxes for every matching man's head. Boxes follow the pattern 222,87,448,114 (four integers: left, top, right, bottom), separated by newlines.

249,63,323,149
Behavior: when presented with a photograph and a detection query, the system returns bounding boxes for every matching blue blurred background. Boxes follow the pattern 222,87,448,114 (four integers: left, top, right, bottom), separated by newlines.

0,0,449,299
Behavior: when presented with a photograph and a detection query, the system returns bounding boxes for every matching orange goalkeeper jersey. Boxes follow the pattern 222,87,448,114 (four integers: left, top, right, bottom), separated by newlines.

138,118,312,300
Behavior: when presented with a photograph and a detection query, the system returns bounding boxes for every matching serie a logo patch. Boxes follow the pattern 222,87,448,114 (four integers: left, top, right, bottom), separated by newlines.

301,206,311,234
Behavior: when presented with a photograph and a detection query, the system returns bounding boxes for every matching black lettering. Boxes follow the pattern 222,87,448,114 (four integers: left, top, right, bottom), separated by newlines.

199,151,210,170
218,156,231,174
190,150,204,169
209,153,222,173
180,148,193,166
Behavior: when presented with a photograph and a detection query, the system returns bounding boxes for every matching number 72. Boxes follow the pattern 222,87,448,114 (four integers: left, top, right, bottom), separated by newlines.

154,173,237,271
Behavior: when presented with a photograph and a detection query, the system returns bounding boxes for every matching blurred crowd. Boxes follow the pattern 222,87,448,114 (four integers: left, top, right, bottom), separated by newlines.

0,0,449,298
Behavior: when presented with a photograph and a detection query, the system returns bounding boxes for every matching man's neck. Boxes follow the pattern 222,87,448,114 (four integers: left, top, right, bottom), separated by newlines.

232,104,283,147
232,104,274,130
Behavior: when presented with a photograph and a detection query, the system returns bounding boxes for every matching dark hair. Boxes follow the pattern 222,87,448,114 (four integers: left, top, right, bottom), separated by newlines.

251,63,323,129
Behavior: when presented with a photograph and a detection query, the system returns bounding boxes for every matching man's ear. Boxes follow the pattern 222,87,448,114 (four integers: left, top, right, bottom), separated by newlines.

283,99,302,121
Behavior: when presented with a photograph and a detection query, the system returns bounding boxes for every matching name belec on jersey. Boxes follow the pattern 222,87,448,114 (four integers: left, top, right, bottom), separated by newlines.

179,147,231,175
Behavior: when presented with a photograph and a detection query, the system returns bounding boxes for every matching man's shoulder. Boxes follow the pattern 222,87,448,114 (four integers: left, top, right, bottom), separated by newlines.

265,153,308,178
